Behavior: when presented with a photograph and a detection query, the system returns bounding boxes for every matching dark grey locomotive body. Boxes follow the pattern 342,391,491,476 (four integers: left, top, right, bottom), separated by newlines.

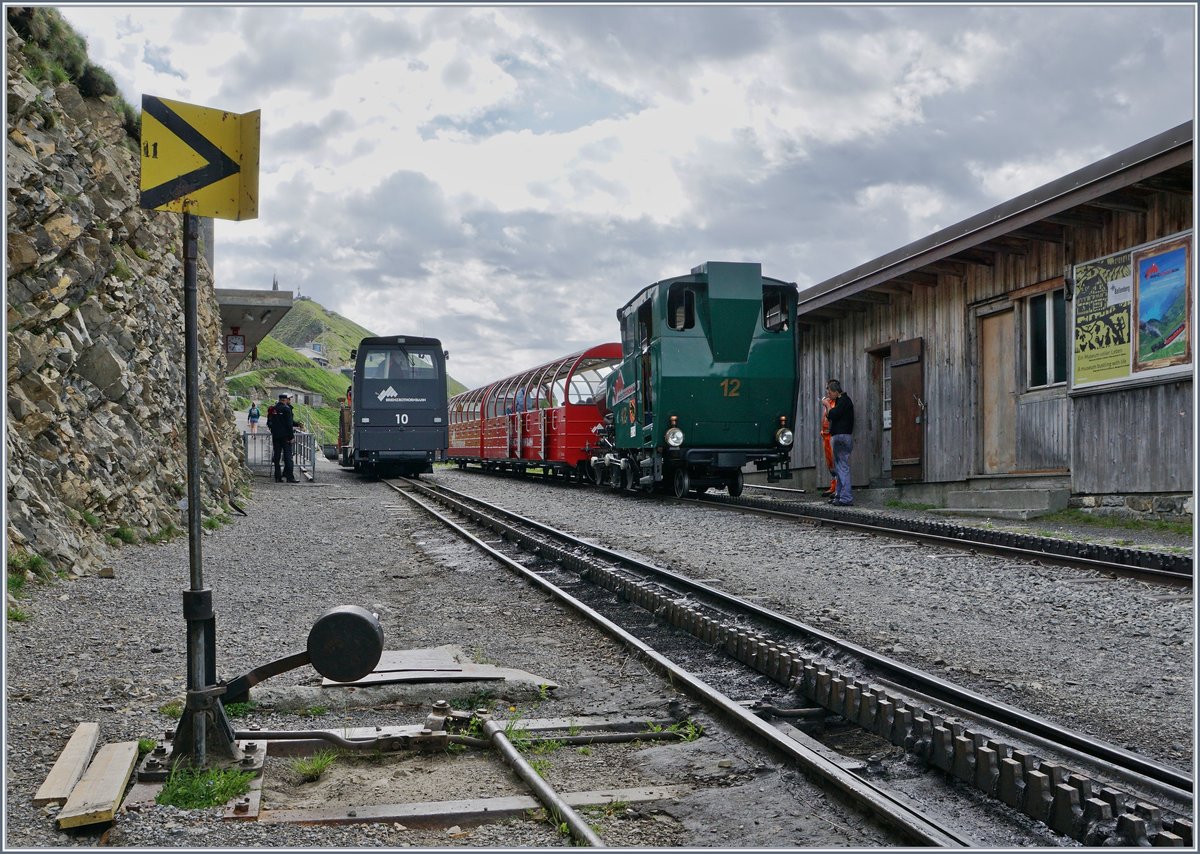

337,335,449,476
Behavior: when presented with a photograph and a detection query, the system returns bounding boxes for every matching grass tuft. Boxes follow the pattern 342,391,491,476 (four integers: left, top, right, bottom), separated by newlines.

1039,508,1192,537
113,526,137,544
158,700,183,719
290,749,337,782
156,765,254,809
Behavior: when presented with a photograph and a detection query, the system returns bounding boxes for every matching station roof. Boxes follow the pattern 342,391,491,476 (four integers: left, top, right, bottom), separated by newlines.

796,121,1193,318
216,288,294,372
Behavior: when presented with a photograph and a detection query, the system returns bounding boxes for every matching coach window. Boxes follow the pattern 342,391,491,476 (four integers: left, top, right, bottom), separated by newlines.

1026,288,1068,388
667,284,695,330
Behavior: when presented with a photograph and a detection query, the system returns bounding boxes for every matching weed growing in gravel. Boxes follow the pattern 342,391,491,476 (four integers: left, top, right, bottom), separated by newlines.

291,750,337,782
7,572,26,597
158,700,183,719
201,517,221,531
297,705,328,718
222,701,256,718
503,717,532,751
113,526,138,544
528,757,550,777
536,683,551,701
530,738,563,755
885,499,939,511
575,746,592,756
7,606,29,622
586,799,628,817
1039,508,1192,537
137,738,157,758
566,722,582,736
156,765,253,809
667,719,704,742
450,689,495,711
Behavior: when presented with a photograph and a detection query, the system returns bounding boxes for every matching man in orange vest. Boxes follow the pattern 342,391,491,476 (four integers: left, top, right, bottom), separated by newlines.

820,381,837,497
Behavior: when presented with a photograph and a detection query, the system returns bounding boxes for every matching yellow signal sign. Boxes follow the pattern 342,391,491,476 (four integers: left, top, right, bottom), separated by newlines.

139,95,259,221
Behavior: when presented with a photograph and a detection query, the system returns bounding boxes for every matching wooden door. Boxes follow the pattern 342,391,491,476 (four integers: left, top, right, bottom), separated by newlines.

980,311,1016,473
890,337,925,482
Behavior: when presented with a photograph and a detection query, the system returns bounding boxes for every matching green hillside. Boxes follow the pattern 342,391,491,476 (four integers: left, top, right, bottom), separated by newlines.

227,298,465,445
265,296,466,394
267,297,373,366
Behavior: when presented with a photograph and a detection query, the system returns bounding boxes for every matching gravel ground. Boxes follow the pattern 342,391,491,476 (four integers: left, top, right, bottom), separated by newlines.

4,455,913,849
426,467,1195,770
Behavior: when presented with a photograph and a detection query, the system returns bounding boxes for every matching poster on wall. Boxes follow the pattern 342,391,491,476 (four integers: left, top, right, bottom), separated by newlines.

1132,236,1191,372
1072,254,1132,385
1072,230,1193,390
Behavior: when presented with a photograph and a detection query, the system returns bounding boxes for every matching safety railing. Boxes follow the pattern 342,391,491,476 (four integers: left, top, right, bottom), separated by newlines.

242,431,317,482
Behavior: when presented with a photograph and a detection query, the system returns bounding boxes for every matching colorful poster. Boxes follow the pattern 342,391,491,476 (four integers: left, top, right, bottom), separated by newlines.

1073,254,1132,385
1132,237,1191,371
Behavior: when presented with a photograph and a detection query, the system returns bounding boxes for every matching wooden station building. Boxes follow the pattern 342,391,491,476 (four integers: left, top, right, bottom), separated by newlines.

791,122,1193,519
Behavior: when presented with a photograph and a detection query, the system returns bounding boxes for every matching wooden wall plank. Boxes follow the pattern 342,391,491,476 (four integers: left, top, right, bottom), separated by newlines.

57,741,139,829
33,722,99,806
1072,381,1193,493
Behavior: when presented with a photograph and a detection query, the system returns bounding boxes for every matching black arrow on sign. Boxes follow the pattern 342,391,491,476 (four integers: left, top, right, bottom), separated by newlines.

140,95,241,210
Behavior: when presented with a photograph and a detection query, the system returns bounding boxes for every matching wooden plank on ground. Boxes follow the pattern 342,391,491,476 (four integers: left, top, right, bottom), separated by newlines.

33,722,100,806
57,741,139,828
259,784,692,826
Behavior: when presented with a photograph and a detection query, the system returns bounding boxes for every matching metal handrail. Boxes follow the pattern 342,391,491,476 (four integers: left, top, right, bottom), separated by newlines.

242,431,317,482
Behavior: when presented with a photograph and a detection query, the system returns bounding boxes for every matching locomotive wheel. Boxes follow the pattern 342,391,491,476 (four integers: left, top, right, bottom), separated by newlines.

673,468,689,499
727,470,744,498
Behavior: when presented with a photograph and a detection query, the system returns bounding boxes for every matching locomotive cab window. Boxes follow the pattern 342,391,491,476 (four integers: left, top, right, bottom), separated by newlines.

363,351,388,378
667,284,695,330
763,286,792,333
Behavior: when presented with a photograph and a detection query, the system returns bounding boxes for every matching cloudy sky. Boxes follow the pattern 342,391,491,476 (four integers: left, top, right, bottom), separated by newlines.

59,4,1195,389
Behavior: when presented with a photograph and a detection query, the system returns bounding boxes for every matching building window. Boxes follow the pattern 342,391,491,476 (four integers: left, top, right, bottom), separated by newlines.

1027,288,1067,388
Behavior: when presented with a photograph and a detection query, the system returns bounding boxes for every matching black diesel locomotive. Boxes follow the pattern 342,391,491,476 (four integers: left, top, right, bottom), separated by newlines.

331,335,449,475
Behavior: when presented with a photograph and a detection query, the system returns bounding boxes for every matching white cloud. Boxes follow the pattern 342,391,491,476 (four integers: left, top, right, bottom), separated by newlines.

967,146,1112,202
53,4,1194,389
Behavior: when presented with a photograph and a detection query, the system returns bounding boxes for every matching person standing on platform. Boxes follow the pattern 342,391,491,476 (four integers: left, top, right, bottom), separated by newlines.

825,379,854,506
270,393,299,483
820,383,836,497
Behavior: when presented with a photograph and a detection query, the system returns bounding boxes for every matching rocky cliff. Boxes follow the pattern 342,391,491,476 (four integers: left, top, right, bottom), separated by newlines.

6,21,246,578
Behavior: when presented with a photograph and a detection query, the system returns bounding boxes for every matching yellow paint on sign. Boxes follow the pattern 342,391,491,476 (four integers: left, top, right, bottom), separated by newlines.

139,95,260,221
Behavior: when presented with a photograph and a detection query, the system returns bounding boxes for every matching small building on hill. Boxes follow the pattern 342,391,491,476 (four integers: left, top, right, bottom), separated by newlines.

269,386,324,408
293,344,331,367
792,122,1192,519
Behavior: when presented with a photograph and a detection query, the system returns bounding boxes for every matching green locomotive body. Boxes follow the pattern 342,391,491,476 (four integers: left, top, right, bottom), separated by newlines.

592,261,798,497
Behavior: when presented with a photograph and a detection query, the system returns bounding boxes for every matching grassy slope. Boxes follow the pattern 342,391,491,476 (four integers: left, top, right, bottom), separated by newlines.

226,299,466,443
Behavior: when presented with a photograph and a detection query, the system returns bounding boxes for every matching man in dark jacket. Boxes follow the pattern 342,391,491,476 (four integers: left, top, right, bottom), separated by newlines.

270,393,299,483
825,380,854,506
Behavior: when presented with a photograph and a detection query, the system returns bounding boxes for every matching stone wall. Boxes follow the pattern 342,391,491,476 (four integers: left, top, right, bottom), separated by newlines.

6,22,246,577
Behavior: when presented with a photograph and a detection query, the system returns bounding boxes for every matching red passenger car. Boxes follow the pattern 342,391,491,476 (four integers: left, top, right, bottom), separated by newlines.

447,343,622,480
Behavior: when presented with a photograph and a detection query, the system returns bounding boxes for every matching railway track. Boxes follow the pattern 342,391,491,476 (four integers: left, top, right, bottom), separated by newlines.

449,465,1192,584
385,476,1195,847
701,490,1193,585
